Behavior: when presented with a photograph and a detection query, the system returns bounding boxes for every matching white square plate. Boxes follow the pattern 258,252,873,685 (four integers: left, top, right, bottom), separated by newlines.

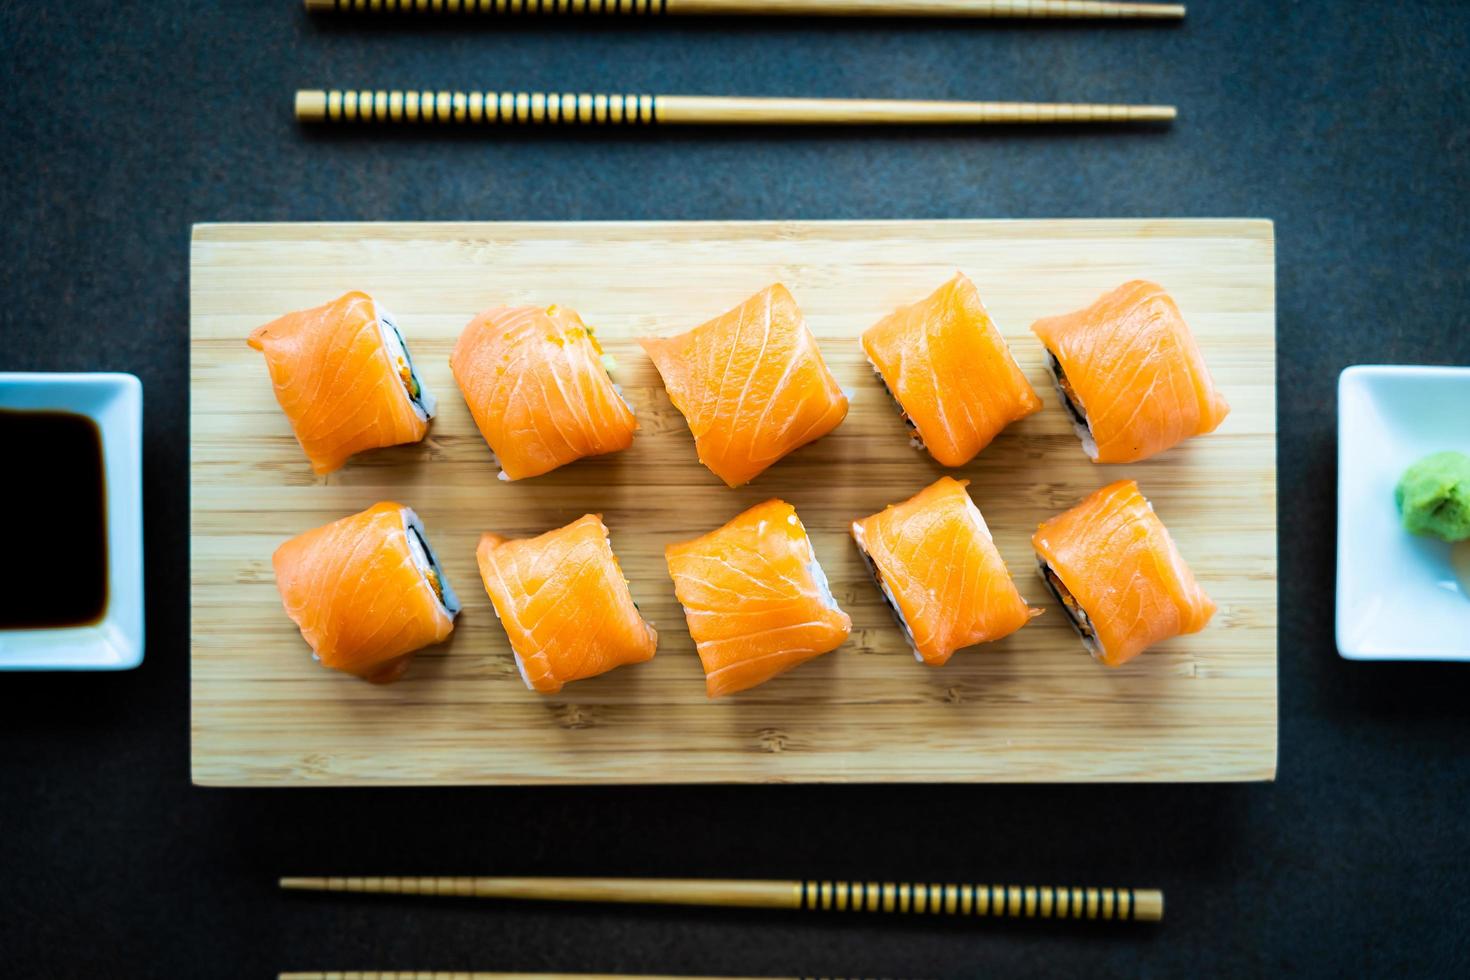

0,373,144,670
1336,365,1470,661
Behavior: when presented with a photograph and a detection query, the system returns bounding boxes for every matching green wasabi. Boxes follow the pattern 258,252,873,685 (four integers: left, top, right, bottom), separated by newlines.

1395,451,1470,542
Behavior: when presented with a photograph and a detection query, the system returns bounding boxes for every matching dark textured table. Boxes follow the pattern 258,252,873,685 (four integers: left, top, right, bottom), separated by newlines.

3,2,1469,976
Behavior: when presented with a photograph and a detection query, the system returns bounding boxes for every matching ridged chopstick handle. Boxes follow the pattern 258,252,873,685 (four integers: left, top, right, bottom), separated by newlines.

797,880,1163,921
295,91,1176,126
297,90,657,125
304,0,669,13
302,0,1186,19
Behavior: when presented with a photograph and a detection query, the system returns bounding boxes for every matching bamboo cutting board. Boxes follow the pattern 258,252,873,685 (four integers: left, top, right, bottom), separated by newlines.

190,220,1277,786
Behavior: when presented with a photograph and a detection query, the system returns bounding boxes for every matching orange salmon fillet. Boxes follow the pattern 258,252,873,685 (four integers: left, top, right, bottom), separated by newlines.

640,284,848,487
1032,480,1215,667
476,514,657,694
665,498,851,698
451,304,638,481
271,501,456,684
1031,280,1230,464
852,476,1039,666
248,291,429,475
862,273,1041,467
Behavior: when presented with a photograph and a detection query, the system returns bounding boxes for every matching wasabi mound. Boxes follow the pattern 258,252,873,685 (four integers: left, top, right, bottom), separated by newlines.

1396,451,1470,542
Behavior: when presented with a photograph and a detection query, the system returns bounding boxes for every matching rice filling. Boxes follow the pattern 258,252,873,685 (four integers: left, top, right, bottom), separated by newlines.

378,308,437,420
851,524,922,661
1036,556,1100,659
402,508,460,615
866,357,925,452
601,352,636,415
1042,349,1098,460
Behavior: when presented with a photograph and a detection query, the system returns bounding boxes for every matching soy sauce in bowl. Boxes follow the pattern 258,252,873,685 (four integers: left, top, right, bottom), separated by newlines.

0,409,108,628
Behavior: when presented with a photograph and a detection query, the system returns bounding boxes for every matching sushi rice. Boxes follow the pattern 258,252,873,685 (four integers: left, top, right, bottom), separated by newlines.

851,519,922,661
1042,348,1099,461
1035,556,1102,660
402,507,460,616
600,352,637,416
377,306,437,422
472,575,536,689
789,511,844,619
865,354,927,453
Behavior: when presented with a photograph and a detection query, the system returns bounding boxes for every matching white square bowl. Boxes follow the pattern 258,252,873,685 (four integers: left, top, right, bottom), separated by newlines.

1336,365,1470,661
0,373,144,670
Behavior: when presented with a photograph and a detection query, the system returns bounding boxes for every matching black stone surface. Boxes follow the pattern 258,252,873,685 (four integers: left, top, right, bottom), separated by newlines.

2,2,1469,976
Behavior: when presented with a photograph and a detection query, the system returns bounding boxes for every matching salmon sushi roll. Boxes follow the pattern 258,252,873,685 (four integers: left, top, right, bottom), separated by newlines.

271,501,460,684
1031,280,1230,463
248,291,435,475
665,499,851,698
451,304,638,481
851,477,1039,666
476,515,657,694
862,273,1041,467
640,284,848,488
1033,480,1216,667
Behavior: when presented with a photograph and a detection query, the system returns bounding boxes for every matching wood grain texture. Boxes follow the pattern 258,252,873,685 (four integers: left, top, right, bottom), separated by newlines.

190,219,1276,786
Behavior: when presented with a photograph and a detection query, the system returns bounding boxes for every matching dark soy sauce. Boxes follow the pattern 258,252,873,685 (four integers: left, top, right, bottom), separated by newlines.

0,409,108,629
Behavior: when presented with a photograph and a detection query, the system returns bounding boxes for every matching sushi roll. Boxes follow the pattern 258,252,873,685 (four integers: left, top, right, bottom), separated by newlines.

1031,280,1230,463
1032,480,1215,667
851,477,1039,666
248,291,435,474
861,273,1041,467
640,284,848,488
271,501,460,684
451,304,638,481
475,515,657,694
665,499,851,698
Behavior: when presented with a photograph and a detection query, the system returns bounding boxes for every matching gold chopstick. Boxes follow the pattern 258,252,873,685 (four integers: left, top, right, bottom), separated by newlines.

279,876,1165,922
280,975,902,979
303,0,1187,20
295,90,1176,126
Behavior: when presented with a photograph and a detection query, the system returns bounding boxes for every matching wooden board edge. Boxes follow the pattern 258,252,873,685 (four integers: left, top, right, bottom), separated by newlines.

189,733,1281,786
189,217,1279,245
190,769,1281,788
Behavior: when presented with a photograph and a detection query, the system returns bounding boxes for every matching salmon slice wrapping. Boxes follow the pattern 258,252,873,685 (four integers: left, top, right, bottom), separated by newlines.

476,514,658,694
640,284,848,487
271,501,459,684
1031,280,1230,464
862,273,1041,467
248,291,433,475
665,498,851,698
451,304,638,481
852,476,1040,666
1032,480,1215,667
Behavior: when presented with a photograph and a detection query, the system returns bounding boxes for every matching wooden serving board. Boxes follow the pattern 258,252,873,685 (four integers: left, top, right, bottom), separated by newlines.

190,220,1277,786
